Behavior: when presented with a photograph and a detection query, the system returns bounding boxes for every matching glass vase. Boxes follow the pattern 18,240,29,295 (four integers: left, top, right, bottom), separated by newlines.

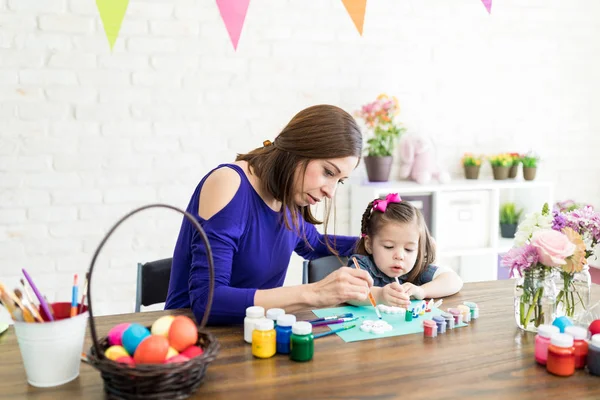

514,267,558,332
554,266,592,321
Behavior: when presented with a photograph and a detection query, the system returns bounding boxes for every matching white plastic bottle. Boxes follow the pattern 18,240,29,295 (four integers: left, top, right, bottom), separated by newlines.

244,306,265,344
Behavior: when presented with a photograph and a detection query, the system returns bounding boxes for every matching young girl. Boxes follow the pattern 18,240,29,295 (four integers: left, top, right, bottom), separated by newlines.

347,193,463,308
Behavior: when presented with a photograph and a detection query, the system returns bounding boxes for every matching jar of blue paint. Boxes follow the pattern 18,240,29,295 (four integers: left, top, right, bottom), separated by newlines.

275,314,296,354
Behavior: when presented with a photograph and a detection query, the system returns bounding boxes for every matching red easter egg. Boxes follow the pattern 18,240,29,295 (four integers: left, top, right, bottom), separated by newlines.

180,345,204,359
133,335,169,364
589,320,600,336
164,354,190,364
116,356,135,366
168,316,198,352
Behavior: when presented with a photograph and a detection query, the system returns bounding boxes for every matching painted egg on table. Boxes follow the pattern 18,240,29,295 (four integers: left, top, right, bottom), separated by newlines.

116,356,135,366
165,354,190,364
133,335,170,364
107,323,131,346
121,323,151,355
105,345,130,361
166,347,179,359
151,315,175,337
180,345,204,359
168,316,198,352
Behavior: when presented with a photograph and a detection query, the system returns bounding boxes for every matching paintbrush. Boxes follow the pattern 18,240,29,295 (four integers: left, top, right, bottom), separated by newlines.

78,273,89,314
314,324,357,339
351,256,382,319
0,284,34,322
19,279,44,322
14,288,44,323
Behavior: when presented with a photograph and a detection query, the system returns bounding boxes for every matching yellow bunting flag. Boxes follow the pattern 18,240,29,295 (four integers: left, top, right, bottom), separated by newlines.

96,0,129,51
341,0,367,36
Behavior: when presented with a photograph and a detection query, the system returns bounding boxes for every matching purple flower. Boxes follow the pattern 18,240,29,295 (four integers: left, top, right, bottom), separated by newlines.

552,211,567,231
501,244,539,278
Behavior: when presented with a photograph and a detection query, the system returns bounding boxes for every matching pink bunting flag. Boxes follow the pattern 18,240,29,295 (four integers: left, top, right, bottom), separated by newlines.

481,0,492,14
216,0,251,50
341,0,367,36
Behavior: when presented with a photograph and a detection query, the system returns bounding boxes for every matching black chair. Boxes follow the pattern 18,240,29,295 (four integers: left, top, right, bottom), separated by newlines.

302,255,348,284
135,257,172,312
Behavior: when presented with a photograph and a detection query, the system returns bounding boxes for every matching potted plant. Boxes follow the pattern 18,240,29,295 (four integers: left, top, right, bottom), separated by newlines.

521,151,539,181
461,153,483,179
488,153,512,180
508,153,521,179
354,94,406,182
499,202,523,238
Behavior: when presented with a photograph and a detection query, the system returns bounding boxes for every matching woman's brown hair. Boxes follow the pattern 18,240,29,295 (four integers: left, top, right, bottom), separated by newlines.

355,199,435,283
236,104,362,247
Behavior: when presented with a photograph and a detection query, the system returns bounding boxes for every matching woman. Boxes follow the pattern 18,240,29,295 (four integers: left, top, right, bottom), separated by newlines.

165,104,374,324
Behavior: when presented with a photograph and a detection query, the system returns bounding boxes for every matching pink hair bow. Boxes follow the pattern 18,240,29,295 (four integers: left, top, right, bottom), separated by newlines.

372,193,402,213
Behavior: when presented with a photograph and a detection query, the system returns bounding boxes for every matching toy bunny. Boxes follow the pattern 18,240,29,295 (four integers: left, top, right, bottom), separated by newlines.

398,134,451,185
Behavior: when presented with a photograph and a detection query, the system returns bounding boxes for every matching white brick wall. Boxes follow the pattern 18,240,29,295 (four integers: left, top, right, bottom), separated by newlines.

1,0,600,320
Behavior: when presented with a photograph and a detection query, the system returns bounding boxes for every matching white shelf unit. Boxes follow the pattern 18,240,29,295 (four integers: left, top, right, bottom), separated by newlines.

350,179,554,283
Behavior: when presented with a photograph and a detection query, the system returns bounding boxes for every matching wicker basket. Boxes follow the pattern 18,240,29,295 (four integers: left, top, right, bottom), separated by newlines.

84,204,220,400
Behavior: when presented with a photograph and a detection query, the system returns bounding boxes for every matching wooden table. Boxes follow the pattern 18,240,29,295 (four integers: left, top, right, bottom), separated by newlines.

1,280,599,399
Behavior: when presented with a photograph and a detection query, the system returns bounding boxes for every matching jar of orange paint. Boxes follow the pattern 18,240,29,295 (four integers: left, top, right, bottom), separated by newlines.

546,333,575,377
565,326,589,369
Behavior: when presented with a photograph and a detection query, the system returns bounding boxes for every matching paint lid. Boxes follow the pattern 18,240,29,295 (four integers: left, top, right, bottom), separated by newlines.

266,308,285,321
246,306,265,319
537,324,559,339
463,301,478,309
432,316,445,324
457,305,470,313
565,326,588,340
292,321,312,336
254,318,274,331
448,308,461,316
276,314,296,327
591,334,600,348
440,312,453,319
423,320,436,328
551,333,574,348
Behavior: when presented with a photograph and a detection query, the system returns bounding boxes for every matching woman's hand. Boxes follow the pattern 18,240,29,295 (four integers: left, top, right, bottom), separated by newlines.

400,282,426,300
381,282,411,307
309,267,373,308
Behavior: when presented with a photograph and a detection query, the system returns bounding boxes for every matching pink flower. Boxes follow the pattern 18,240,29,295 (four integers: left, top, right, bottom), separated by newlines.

530,229,575,267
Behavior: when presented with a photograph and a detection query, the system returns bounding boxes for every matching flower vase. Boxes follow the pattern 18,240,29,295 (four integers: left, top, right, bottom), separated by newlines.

554,266,592,321
514,267,558,332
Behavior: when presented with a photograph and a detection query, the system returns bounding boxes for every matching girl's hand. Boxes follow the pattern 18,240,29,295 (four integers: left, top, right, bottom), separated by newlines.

310,267,373,308
401,282,426,300
381,282,411,307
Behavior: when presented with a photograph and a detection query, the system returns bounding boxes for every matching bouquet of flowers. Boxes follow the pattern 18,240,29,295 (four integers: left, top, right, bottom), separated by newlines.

354,94,405,157
461,153,483,167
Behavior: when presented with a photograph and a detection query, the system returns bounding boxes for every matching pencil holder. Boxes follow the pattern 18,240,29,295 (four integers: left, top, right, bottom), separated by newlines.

84,204,219,400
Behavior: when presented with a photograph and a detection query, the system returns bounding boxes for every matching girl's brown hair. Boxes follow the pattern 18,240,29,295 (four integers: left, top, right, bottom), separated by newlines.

355,199,435,283
236,105,362,247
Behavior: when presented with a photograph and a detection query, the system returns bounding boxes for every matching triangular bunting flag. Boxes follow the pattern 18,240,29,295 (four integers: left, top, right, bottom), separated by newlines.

481,0,492,14
216,0,251,50
341,0,367,36
96,0,129,51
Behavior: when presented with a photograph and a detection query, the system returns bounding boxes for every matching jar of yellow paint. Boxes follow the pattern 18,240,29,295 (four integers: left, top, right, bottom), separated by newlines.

252,319,276,359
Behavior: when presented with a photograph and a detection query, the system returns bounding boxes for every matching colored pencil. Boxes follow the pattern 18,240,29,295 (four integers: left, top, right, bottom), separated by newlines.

314,324,356,339
70,274,78,317
311,317,358,327
351,257,382,319
21,268,54,321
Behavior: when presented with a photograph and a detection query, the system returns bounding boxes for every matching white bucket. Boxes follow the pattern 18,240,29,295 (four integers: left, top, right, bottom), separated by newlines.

13,311,89,387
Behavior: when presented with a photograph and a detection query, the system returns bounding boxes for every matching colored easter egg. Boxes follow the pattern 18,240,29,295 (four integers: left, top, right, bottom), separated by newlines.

589,320,600,336
121,323,151,355
107,323,131,346
151,315,175,337
180,345,204,359
165,354,190,364
168,316,198,352
166,347,179,359
133,335,170,364
116,356,135,366
552,316,573,333
105,345,130,361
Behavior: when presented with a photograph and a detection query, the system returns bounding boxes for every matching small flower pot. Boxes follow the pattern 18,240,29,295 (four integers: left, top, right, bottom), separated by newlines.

508,164,519,179
464,165,480,180
492,166,510,180
523,167,537,181
500,223,518,238
364,156,393,182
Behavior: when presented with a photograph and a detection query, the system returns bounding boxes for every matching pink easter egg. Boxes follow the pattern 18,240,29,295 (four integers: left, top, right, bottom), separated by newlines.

108,323,131,346
180,345,204,359
164,354,190,364
116,356,135,366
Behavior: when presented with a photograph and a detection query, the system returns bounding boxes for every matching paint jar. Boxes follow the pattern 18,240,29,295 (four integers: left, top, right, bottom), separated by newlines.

441,312,454,330
587,334,600,376
275,314,296,354
432,316,446,334
457,305,471,323
565,326,589,369
244,306,265,344
290,321,314,362
546,333,575,377
463,302,479,319
266,308,285,326
405,309,413,322
534,324,560,365
423,320,437,338
252,318,276,359
448,308,462,326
